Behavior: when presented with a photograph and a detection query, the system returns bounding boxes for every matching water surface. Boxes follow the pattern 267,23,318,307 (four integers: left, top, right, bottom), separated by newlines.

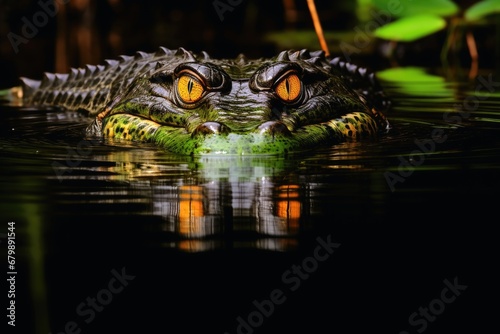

1,68,498,333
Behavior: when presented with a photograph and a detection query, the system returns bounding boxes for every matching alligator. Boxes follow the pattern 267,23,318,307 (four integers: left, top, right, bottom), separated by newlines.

15,47,390,155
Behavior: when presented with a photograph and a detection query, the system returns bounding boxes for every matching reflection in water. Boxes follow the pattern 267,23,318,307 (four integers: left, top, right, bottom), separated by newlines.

1,69,500,334
3,68,500,256
96,152,306,251
78,144,391,252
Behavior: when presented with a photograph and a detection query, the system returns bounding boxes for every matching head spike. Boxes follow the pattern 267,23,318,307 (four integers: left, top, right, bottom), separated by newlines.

19,77,41,98
235,53,248,65
329,57,341,67
357,67,367,78
40,72,56,88
19,77,41,89
175,47,196,62
154,61,164,70
298,49,311,59
309,50,325,58
105,59,119,68
85,64,97,76
155,47,173,57
54,73,69,86
77,68,86,80
288,50,300,61
304,56,325,67
346,63,358,75
135,51,150,59
68,68,79,79
200,51,211,60
119,54,133,62
368,72,376,85
276,51,290,61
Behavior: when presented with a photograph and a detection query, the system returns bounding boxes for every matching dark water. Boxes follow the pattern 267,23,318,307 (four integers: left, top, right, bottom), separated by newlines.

1,68,498,334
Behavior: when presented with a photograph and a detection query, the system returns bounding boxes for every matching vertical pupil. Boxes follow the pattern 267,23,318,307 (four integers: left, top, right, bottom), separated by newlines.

285,78,290,95
187,79,193,95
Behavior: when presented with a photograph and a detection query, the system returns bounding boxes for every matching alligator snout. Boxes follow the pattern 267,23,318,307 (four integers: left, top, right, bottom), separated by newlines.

192,122,227,136
192,120,291,137
256,121,291,136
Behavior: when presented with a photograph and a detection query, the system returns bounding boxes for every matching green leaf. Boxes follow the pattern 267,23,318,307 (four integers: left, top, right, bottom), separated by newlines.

371,0,459,17
465,0,500,22
373,15,447,42
376,67,453,97
377,67,445,82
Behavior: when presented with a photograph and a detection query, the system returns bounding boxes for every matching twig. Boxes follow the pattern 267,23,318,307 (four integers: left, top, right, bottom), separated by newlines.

306,0,330,56
466,30,478,79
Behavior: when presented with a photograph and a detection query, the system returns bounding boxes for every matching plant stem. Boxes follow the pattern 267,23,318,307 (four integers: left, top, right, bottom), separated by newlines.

466,30,478,79
306,0,330,56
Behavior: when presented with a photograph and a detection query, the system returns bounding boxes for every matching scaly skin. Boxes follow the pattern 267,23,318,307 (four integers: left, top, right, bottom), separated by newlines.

20,47,390,155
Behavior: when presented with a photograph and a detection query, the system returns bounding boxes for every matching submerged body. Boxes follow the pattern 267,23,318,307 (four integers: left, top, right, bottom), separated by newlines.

19,47,390,154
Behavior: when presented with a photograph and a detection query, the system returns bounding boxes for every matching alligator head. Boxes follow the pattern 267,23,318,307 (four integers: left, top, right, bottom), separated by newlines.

21,47,390,155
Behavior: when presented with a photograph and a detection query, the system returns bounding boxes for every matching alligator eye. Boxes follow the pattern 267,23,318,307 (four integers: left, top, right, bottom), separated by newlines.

275,73,301,102
177,75,204,103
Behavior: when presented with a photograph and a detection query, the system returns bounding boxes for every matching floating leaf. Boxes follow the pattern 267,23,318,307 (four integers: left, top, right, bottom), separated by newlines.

373,15,447,42
465,0,500,22
377,67,445,82
377,67,453,97
371,0,459,18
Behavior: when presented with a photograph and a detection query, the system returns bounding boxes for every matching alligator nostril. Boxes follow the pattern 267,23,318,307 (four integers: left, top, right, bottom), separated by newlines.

257,121,291,136
193,122,226,136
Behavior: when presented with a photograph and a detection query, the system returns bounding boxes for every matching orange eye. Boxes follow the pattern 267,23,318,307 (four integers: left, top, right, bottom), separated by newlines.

275,73,301,102
177,75,204,103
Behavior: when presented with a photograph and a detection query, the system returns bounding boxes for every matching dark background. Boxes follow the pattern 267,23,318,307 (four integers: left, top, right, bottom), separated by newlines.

0,1,498,334
1,0,498,89
1,0,356,87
